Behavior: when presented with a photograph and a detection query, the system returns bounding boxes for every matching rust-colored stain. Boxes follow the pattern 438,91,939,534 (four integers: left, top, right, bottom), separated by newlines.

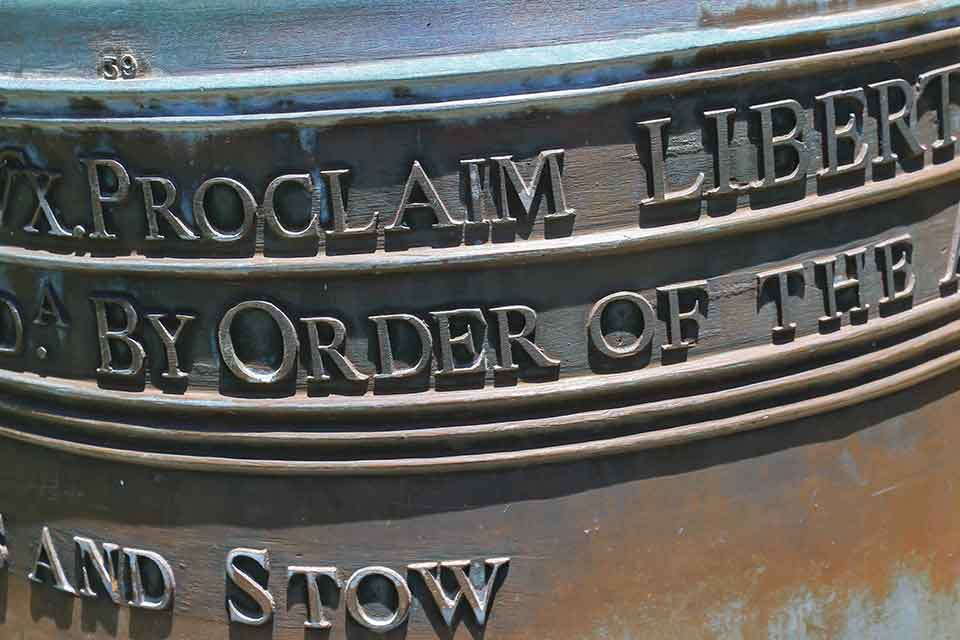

520,378,960,638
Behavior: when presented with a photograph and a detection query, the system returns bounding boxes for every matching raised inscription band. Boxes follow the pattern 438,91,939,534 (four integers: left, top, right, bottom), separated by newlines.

0,31,958,468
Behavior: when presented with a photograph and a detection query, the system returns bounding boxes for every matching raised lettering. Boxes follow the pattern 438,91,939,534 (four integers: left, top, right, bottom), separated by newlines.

875,234,916,309
756,264,806,339
0,294,23,355
657,280,707,353
0,149,25,228
750,99,808,187
124,547,175,611
145,313,195,380
491,150,575,219
287,566,341,630
34,280,69,328
0,514,8,570
218,301,298,384
28,526,77,595
490,305,560,370
636,118,704,204
869,79,925,165
74,536,122,604
321,169,379,236
409,557,509,627
301,316,368,383
587,292,656,358
262,173,318,239
22,171,74,237
460,158,498,224
81,158,129,239
370,313,433,379
813,248,869,326
941,204,960,292
817,89,869,177
226,548,275,626
917,63,960,150
345,566,411,632
193,177,257,242
704,108,748,196
430,308,487,376
91,296,146,378
137,177,199,241
385,161,460,231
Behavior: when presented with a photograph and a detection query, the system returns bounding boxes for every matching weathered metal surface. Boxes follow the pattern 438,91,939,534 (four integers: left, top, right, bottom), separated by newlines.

1,0,960,638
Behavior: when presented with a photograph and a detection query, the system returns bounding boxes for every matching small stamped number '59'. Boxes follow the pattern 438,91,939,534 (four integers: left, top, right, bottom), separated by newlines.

101,53,139,80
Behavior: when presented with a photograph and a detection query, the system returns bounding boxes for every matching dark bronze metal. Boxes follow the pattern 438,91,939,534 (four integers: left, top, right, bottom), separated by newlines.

1,0,960,637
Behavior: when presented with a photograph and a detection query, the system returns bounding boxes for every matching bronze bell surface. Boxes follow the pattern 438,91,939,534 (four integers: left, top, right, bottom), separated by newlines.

1,1,960,638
